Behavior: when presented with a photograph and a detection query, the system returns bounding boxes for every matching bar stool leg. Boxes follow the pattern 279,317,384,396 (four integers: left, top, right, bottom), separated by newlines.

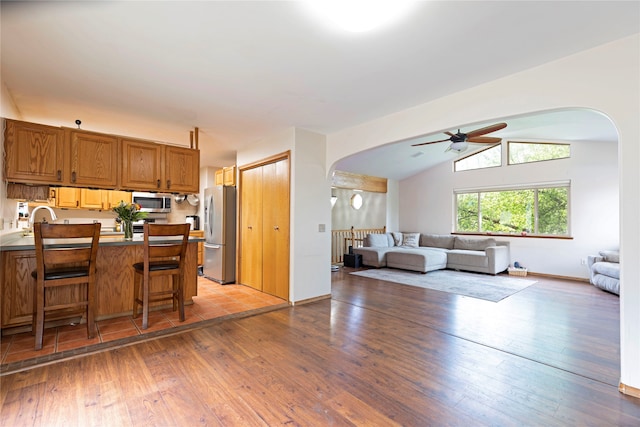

177,275,185,322
33,280,45,350
132,274,139,318
142,271,150,330
87,283,95,339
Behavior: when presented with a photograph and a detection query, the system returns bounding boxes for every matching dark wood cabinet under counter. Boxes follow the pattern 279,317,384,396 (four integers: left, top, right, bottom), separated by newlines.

0,235,203,332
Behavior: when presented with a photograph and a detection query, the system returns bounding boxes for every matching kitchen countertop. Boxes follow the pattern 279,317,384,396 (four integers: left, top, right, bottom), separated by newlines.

0,231,204,251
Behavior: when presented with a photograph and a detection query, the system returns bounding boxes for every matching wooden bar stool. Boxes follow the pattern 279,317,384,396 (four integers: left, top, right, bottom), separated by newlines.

132,223,190,329
32,222,101,350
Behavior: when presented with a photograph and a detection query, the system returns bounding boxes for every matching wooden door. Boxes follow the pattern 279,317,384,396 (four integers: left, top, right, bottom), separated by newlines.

68,130,119,187
120,138,163,191
164,146,200,193
239,166,263,291
4,119,65,184
262,159,290,300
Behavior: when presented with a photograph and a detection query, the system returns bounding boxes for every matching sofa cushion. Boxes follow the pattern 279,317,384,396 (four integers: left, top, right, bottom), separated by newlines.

365,233,393,247
391,232,403,246
446,250,490,268
401,233,420,248
599,250,620,263
592,261,620,279
420,234,455,249
454,237,496,251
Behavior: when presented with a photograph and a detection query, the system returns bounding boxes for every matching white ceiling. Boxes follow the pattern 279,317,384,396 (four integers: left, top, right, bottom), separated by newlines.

1,1,638,178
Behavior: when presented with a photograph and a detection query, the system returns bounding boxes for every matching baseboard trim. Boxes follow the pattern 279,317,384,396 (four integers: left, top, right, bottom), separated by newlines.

527,271,590,283
291,294,331,306
619,382,640,398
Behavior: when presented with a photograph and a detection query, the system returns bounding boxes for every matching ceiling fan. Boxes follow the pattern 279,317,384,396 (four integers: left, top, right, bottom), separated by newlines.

412,122,507,153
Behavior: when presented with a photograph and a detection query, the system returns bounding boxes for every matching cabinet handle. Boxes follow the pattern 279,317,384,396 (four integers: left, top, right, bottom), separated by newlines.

156,179,161,188
274,226,279,231
248,225,252,230
56,170,62,181
71,171,76,183
166,180,171,189
76,200,79,207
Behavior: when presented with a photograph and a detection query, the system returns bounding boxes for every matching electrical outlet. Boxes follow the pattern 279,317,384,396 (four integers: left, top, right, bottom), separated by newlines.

580,258,587,265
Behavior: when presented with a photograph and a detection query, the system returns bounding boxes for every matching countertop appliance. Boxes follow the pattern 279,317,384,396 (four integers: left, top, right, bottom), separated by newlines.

185,215,200,231
203,186,236,284
132,192,172,213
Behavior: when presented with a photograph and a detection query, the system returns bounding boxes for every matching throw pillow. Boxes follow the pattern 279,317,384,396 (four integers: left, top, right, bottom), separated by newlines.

401,232,420,248
392,232,403,246
599,250,620,263
366,233,391,247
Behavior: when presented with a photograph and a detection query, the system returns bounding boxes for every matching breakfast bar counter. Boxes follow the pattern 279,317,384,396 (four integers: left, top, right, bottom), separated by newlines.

0,232,205,332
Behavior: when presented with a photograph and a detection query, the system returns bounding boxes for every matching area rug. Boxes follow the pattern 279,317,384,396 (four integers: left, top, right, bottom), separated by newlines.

350,269,537,302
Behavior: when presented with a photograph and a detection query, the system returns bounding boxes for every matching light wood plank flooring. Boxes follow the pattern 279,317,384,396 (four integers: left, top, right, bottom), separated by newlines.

1,267,638,426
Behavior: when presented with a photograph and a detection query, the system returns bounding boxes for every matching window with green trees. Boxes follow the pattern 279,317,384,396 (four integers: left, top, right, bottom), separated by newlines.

455,183,570,236
508,141,570,164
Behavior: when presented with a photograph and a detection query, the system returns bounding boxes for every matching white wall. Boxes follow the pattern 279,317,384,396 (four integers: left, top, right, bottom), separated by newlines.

326,35,640,391
400,139,618,279
331,188,386,230
292,128,331,302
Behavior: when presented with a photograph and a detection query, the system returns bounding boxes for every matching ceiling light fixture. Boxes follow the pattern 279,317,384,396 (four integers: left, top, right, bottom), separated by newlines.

304,0,417,33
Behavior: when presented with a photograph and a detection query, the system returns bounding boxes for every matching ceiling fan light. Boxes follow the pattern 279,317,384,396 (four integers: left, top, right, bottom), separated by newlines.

449,141,468,152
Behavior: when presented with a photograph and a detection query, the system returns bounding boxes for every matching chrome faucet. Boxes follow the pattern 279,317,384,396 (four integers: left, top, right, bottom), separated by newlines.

29,205,58,225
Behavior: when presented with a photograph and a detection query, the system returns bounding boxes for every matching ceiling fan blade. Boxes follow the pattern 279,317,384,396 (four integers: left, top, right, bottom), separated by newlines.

465,122,507,139
467,136,502,144
444,131,455,137
411,137,451,147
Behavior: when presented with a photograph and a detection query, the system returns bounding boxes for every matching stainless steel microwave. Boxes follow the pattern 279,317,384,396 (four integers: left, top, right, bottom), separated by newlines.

132,192,172,213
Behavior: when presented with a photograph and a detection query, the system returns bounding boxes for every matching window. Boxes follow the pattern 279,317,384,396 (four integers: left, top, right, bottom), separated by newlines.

455,182,570,237
454,144,501,172
508,141,570,165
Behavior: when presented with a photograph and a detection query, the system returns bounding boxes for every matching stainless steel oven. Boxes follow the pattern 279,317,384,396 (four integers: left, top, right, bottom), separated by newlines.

132,192,172,213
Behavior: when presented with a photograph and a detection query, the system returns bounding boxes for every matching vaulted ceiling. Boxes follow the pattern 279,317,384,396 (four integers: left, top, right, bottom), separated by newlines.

2,1,638,177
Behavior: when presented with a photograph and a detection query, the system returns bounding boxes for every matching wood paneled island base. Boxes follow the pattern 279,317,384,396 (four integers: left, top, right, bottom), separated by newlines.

1,237,200,333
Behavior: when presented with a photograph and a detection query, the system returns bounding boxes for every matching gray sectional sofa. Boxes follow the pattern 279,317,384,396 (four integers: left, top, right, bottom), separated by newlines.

353,232,510,275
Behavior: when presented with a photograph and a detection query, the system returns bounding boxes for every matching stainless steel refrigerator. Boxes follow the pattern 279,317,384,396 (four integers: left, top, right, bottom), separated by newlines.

203,186,236,284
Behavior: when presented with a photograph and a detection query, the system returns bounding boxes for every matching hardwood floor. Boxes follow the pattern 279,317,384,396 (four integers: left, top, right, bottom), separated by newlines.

1,267,638,426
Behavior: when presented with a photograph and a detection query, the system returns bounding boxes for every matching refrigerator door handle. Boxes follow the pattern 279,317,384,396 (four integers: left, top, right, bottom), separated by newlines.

204,243,221,249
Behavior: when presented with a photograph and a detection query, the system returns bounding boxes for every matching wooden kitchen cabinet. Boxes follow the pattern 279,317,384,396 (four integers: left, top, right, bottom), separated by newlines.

1,242,199,331
164,145,200,193
103,190,131,209
121,139,199,193
215,169,224,186
4,119,200,194
1,251,36,328
67,129,119,187
4,119,66,185
54,187,80,208
80,188,104,209
189,230,205,266
120,138,163,191
223,165,236,186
